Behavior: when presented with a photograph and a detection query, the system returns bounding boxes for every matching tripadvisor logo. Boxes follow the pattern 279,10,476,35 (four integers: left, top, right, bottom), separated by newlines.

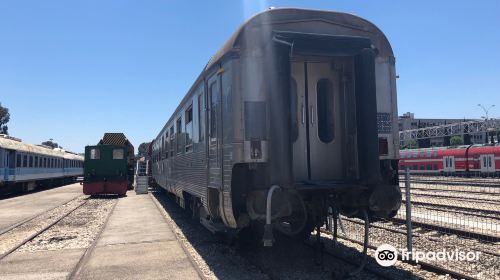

374,243,482,267
375,244,398,267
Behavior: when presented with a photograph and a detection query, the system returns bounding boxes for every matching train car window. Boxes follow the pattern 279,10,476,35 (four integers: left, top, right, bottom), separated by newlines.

170,126,175,157
165,133,169,159
112,149,124,160
488,156,492,167
209,81,219,141
483,157,486,167
16,154,21,167
28,156,33,168
185,105,193,152
290,78,298,143
434,164,438,170
413,165,417,170
90,148,100,159
176,117,183,154
161,136,165,158
23,155,28,167
317,79,334,143
35,156,38,168
427,151,431,157
426,164,432,170
198,93,205,142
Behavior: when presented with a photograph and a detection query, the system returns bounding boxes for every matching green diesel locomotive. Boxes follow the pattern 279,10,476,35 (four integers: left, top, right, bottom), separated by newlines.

83,133,134,196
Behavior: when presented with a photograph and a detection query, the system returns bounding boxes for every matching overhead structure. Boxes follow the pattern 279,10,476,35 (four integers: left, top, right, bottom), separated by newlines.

399,119,500,146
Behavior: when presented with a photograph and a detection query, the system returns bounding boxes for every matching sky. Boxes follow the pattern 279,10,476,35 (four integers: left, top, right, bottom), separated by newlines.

0,0,499,153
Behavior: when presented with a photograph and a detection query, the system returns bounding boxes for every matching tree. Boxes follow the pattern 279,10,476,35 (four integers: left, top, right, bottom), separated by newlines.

403,139,418,149
42,139,59,149
450,136,464,146
138,142,151,156
0,103,10,134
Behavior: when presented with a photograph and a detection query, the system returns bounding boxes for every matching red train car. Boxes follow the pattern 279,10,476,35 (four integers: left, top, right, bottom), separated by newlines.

399,145,499,176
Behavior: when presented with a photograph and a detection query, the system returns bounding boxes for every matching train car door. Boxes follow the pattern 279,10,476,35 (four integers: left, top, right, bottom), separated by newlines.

206,72,223,216
479,154,495,173
291,58,345,181
443,156,455,172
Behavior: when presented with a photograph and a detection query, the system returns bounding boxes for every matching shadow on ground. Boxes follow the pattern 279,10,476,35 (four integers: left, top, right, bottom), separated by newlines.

151,188,424,280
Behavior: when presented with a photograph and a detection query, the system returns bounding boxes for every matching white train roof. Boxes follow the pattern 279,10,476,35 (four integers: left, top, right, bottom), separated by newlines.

0,135,83,161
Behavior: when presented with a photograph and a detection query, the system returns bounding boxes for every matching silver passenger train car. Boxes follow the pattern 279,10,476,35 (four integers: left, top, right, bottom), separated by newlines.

0,134,83,193
152,8,401,243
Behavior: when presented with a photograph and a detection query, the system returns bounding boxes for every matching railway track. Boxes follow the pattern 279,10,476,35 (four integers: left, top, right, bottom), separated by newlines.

319,228,483,280
399,177,500,188
403,196,500,216
0,199,89,261
341,217,500,256
68,199,118,279
400,185,499,196
0,194,84,236
302,239,397,279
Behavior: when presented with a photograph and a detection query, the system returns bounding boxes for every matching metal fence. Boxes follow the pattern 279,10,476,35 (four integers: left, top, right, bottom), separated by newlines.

333,170,500,280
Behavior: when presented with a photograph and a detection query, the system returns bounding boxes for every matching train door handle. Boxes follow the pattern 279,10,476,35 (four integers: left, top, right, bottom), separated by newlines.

310,106,315,125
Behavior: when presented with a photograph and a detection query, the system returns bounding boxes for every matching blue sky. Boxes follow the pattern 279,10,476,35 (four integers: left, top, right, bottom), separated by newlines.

1,0,499,153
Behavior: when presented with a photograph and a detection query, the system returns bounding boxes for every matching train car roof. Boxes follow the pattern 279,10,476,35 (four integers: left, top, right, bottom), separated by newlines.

155,8,394,140
207,7,394,70
0,136,83,160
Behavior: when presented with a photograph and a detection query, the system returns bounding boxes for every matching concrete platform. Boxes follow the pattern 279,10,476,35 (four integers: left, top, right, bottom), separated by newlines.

0,191,202,279
0,248,85,279
0,183,82,231
77,191,201,279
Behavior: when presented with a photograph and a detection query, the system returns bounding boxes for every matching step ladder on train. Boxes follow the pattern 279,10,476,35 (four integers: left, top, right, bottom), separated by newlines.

134,158,150,194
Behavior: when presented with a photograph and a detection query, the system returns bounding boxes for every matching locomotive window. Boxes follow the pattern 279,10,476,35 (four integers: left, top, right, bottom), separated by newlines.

112,149,124,160
198,93,205,142
16,154,21,167
185,105,193,152
90,148,100,159
290,78,298,143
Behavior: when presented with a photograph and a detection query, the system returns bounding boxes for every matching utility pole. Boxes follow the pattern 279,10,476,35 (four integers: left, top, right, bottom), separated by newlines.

477,104,495,144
